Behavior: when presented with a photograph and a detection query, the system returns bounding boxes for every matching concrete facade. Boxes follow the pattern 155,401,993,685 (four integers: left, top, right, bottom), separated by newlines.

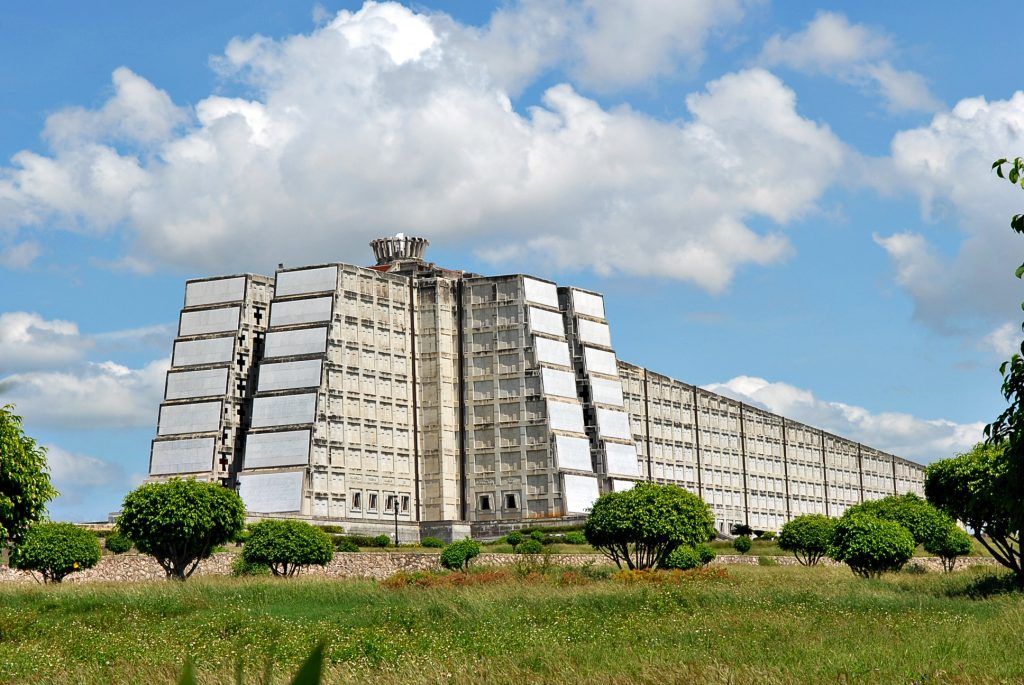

149,235,926,538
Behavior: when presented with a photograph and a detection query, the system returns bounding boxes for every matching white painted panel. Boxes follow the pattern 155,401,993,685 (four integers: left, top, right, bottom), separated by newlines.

185,277,246,307
244,430,311,469
238,470,304,513
605,442,641,477
165,368,228,400
584,347,618,376
577,319,612,347
541,368,577,399
528,307,565,337
179,307,240,336
554,435,592,472
275,266,338,297
150,437,215,475
264,327,328,358
270,297,333,327
547,399,585,434
534,336,571,367
523,277,559,308
563,473,599,514
258,360,323,392
158,401,221,436
172,336,234,367
612,479,637,492
597,408,632,439
571,289,605,319
590,376,624,407
251,393,317,427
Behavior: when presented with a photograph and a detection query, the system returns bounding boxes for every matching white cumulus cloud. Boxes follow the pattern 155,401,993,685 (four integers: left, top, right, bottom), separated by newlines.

705,375,984,462
760,11,940,113
0,1,845,293
0,312,84,373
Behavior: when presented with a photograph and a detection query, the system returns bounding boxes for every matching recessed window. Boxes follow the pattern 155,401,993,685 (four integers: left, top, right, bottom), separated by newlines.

400,495,411,512
479,494,493,511
504,493,520,510
385,494,399,512
351,492,362,510
367,493,378,511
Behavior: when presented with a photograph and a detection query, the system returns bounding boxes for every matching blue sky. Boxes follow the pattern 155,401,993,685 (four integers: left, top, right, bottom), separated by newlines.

2,1,1023,521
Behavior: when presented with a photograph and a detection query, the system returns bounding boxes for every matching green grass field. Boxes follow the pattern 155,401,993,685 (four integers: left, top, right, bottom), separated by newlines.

0,563,1020,684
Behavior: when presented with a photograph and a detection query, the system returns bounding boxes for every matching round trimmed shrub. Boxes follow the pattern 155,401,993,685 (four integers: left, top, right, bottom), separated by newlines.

372,534,392,548
697,543,716,566
242,519,334,577
104,532,133,554
759,531,776,541
516,539,544,555
664,545,700,570
505,531,524,551
778,514,835,566
420,536,445,548
844,493,951,550
925,525,974,573
563,531,587,545
529,530,546,543
10,522,101,583
439,539,481,570
732,535,752,554
334,539,359,553
829,513,915,578
118,478,245,581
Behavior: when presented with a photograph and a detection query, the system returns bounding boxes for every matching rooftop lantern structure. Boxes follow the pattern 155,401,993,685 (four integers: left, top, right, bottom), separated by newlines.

370,233,429,265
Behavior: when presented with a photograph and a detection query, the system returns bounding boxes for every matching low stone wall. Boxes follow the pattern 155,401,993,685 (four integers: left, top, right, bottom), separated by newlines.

0,551,999,585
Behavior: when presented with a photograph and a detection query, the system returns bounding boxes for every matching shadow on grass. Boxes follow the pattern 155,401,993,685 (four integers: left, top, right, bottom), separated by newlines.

942,568,1023,599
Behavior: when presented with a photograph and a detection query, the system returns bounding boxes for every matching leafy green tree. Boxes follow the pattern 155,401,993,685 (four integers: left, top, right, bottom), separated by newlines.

926,443,1022,583
242,519,334,577
696,543,716,567
515,538,543,555
732,535,752,554
439,539,481,570
505,530,524,551
117,479,245,580
843,493,951,550
925,525,974,573
583,482,715,570
104,531,133,554
829,513,915,578
664,545,701,570
10,522,101,583
0,405,58,545
778,514,835,566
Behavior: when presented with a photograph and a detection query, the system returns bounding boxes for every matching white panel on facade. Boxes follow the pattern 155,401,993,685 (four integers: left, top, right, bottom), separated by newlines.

528,307,565,337
275,266,338,297
165,368,228,400
563,473,599,514
605,442,641,477
523,277,559,309
257,360,323,392
184,277,246,307
612,479,637,492
244,430,311,469
584,346,618,376
150,437,215,475
179,307,240,336
554,435,592,472
238,470,304,513
251,393,317,428
590,376,624,407
534,336,571,367
270,297,333,327
597,408,632,440
547,399,586,434
172,336,234,367
571,289,605,319
264,327,328,358
158,401,222,436
541,368,577,399
577,319,612,348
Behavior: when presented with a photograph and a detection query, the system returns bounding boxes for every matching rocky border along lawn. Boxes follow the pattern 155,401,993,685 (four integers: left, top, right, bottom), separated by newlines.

0,552,998,584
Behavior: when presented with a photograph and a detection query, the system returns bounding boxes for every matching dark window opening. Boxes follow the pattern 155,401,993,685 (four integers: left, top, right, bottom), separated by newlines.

351,492,362,509
504,493,519,509
401,495,411,512
368,493,379,511
479,495,493,511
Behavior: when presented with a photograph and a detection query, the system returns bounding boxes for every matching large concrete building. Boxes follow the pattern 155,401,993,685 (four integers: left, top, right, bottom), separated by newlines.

149,235,926,540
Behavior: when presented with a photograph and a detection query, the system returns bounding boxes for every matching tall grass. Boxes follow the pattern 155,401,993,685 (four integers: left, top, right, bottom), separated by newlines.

0,564,1020,684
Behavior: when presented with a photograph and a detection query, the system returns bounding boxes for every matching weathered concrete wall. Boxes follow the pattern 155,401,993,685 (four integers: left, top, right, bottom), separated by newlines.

0,552,999,585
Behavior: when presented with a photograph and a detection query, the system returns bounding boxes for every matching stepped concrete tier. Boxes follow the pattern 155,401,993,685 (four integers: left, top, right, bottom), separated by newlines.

148,235,926,540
